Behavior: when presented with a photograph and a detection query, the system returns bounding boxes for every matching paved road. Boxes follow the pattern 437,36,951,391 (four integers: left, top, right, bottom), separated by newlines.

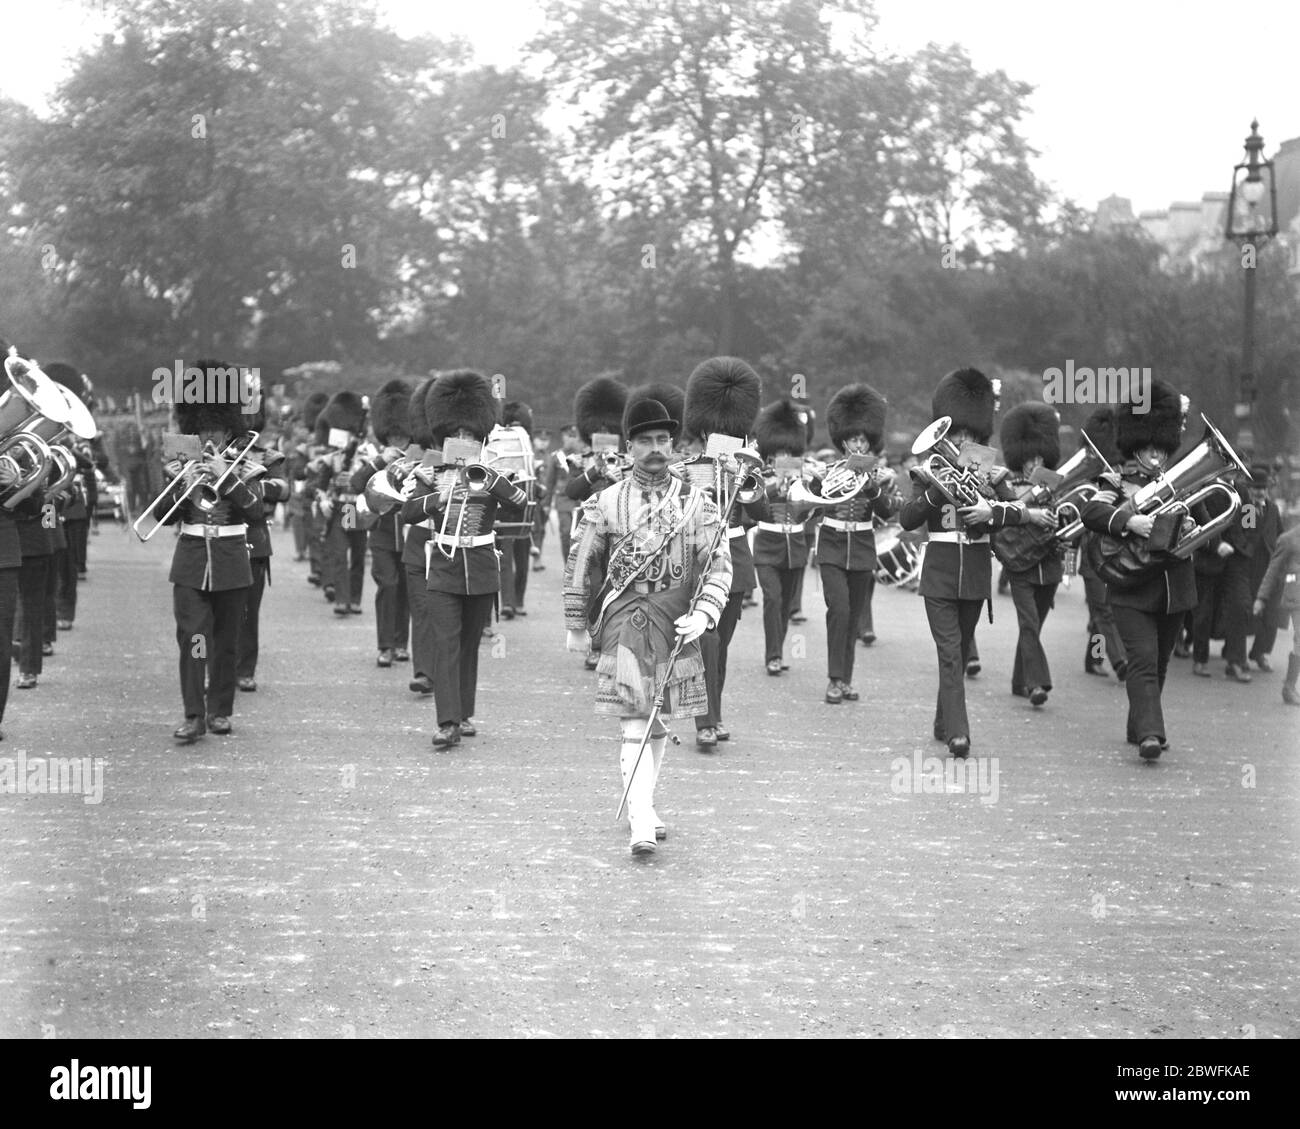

1,520,1295,1038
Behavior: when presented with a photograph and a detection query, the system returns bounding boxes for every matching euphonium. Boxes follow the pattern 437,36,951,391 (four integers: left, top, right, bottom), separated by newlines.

909,416,990,508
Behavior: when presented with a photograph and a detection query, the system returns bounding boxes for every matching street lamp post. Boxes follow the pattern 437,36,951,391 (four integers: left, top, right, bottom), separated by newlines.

1224,119,1278,458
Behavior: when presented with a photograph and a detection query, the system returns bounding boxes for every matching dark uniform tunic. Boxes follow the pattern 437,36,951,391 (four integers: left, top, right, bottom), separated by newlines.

236,464,289,681
899,472,1023,742
997,473,1065,695
676,455,768,730
811,469,903,686
400,470,508,727
0,503,24,726
161,471,260,721
752,488,811,665
351,455,409,653
1081,462,1198,745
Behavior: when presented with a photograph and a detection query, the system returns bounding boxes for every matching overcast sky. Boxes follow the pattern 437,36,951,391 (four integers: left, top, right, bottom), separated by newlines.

5,0,1298,216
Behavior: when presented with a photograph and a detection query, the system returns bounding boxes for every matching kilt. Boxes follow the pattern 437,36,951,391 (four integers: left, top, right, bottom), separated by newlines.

593,583,706,720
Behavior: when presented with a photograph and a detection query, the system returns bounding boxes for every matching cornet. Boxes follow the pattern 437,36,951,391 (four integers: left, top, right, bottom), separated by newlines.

909,416,992,508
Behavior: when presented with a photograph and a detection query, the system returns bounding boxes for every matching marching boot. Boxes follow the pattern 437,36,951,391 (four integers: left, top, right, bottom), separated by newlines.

621,734,658,856
1284,655,1300,706
1084,639,1106,677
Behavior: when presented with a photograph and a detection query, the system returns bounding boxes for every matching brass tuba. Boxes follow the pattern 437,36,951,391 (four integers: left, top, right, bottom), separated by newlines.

1113,414,1250,560
0,352,77,510
1012,430,1114,542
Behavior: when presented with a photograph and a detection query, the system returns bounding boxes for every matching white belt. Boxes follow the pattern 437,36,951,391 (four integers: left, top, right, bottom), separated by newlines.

432,532,495,549
928,530,988,545
757,521,805,534
822,517,871,532
727,526,746,539
179,523,248,539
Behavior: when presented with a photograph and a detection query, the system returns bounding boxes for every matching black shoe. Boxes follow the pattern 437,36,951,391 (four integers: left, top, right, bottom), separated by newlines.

837,680,859,701
715,724,730,742
790,613,806,625
409,674,434,695
41,643,53,657
393,648,410,662
16,673,36,689
825,680,843,704
323,584,336,601
964,660,980,678
696,726,718,749
766,659,783,676
173,717,205,744
1138,736,1163,761
377,649,393,667
500,606,515,620
1252,655,1271,672
583,652,598,671
57,620,73,631
631,840,657,858
858,632,876,646
333,604,349,616
1029,686,1049,707
1224,663,1252,684
1113,661,1128,682
308,574,322,587
948,736,970,759
458,719,477,737
237,677,257,692
206,715,232,736
514,607,527,617
348,605,362,615
431,723,461,750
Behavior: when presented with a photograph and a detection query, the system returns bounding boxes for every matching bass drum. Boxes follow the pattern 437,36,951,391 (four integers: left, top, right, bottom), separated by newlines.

481,423,536,540
873,524,922,587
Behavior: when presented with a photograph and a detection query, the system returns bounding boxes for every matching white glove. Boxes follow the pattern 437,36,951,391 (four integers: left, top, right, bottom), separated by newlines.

674,610,709,644
566,629,589,653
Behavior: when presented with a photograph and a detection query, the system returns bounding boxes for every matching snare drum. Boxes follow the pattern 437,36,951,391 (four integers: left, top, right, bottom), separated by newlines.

873,524,921,586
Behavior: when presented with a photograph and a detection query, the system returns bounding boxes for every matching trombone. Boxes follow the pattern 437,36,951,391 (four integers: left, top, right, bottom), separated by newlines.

132,431,261,541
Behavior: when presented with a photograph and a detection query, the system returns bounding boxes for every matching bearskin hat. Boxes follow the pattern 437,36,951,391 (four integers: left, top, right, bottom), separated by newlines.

574,376,628,445
1114,379,1183,458
755,399,808,458
500,399,534,436
932,367,997,445
301,391,329,433
827,383,888,453
371,378,413,445
426,369,497,446
407,378,435,448
315,390,367,445
175,358,246,437
1080,406,1120,467
684,357,762,440
1000,402,1061,472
